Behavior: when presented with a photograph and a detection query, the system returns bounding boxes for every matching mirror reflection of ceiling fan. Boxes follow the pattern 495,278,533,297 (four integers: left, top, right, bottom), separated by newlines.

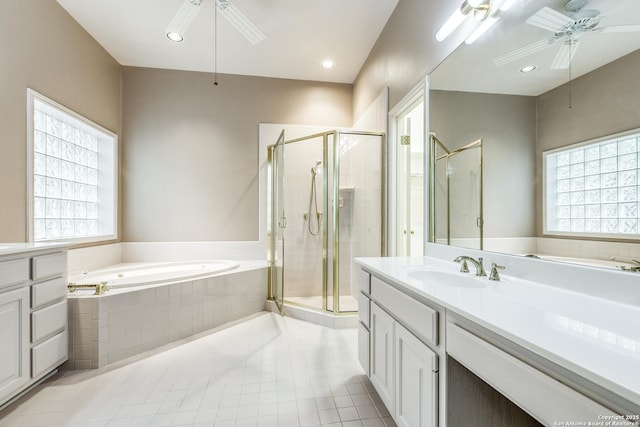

166,0,265,44
494,0,640,69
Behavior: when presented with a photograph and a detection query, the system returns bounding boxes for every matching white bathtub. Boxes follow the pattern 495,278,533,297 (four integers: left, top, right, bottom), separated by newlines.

65,260,268,369
68,260,239,289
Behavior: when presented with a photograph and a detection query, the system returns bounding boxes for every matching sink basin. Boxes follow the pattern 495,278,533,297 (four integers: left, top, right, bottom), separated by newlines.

407,269,486,288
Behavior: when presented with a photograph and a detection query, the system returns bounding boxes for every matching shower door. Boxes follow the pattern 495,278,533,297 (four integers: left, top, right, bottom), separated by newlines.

270,130,286,314
430,136,483,249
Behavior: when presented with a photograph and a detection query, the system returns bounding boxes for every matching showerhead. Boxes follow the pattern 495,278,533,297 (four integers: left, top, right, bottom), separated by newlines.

311,160,322,176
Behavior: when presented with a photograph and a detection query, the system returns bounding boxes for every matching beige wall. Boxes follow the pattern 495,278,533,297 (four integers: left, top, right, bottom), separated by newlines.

536,49,640,235
122,67,352,241
430,91,537,240
0,0,122,242
352,0,463,120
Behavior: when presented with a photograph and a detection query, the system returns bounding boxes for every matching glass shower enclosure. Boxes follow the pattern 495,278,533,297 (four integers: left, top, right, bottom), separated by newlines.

267,130,385,314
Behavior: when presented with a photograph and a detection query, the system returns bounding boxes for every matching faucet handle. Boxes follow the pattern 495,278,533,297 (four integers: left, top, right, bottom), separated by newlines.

489,263,505,281
454,256,470,273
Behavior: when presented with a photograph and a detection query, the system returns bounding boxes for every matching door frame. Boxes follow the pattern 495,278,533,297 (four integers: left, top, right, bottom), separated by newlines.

388,76,430,256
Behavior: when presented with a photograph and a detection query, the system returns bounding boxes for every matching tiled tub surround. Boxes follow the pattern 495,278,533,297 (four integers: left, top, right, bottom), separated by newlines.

65,261,267,369
357,243,640,425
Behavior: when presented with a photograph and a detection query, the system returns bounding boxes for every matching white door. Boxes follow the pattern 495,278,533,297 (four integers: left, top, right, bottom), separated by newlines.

370,303,396,415
396,100,425,257
0,287,29,405
396,323,438,427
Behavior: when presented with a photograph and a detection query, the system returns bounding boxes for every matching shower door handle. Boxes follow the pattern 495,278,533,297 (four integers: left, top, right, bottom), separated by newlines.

279,216,287,228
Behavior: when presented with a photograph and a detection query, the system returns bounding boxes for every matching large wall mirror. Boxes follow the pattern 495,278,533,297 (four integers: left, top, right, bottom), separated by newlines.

428,0,640,269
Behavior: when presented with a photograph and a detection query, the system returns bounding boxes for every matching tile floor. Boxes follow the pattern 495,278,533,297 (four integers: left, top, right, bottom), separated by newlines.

0,312,396,427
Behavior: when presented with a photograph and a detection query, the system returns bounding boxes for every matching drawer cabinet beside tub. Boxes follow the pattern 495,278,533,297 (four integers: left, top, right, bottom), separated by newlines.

0,246,69,409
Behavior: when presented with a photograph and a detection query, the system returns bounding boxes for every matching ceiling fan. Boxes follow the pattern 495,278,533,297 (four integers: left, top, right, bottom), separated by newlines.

166,0,265,44
494,0,640,69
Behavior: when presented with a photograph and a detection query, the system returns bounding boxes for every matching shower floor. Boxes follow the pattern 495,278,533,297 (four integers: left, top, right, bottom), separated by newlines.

286,295,358,312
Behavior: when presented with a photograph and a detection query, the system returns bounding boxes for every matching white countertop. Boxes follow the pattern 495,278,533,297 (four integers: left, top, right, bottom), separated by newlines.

0,242,71,256
356,255,640,409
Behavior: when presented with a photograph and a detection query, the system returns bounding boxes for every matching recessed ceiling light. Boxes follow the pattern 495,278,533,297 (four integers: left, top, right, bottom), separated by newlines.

322,60,335,69
166,32,184,42
520,65,537,73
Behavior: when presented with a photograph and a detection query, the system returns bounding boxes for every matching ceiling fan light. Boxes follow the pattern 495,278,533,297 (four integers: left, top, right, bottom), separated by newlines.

165,0,204,42
166,32,184,42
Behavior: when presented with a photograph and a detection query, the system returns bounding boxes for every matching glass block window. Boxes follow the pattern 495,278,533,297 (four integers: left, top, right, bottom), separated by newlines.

544,130,640,238
28,90,117,243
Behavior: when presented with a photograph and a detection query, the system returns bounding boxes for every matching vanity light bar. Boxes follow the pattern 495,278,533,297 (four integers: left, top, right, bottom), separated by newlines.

439,0,521,44
465,16,500,44
464,0,523,45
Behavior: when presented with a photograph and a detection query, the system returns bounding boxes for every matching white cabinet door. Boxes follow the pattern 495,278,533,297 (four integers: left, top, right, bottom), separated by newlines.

370,302,395,415
396,323,438,427
358,322,370,376
0,287,29,405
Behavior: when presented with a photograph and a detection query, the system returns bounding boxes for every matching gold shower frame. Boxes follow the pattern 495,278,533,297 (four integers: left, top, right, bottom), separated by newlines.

267,130,386,314
429,135,483,249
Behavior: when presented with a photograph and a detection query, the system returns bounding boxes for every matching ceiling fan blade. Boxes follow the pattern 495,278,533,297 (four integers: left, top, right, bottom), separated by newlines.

598,24,640,33
494,38,557,67
526,7,575,33
550,39,580,69
166,0,205,40
216,0,265,45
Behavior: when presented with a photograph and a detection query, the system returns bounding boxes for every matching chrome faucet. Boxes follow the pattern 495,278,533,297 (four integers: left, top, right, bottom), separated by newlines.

453,256,487,276
611,257,640,272
489,263,505,281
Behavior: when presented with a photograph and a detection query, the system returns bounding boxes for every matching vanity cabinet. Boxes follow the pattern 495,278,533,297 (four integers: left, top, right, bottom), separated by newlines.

363,269,440,427
370,302,396,414
356,259,637,427
396,322,438,427
0,286,29,404
446,321,619,426
358,269,371,376
0,247,68,409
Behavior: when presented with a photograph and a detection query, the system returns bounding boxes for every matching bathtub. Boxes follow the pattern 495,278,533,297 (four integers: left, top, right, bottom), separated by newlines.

68,260,239,289
529,254,627,270
65,260,268,370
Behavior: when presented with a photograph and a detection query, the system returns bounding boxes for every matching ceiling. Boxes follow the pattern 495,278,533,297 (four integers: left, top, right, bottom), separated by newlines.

56,0,399,84
430,0,640,96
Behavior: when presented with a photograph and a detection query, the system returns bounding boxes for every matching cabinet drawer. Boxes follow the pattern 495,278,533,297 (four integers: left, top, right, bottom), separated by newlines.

31,331,68,379
32,300,67,342
371,276,438,347
359,269,371,294
31,277,67,309
32,252,66,281
358,292,370,328
446,322,616,425
0,258,29,290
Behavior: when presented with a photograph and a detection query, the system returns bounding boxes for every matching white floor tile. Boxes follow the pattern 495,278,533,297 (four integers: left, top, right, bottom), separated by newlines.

0,313,392,427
